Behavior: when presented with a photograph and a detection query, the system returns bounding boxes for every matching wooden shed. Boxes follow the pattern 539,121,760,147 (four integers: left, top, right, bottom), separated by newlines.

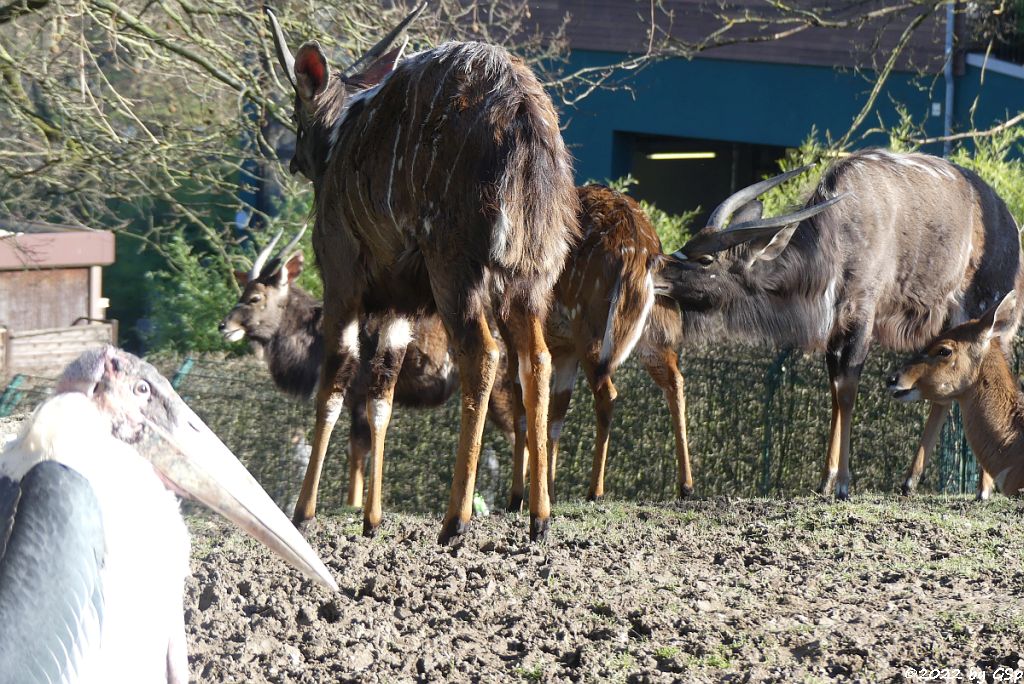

0,220,117,379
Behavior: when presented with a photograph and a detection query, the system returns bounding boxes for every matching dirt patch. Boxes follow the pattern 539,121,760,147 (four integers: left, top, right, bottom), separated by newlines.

184,497,1024,683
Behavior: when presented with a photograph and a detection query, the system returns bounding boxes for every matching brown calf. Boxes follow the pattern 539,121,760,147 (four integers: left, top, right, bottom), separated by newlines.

889,293,1024,498
506,185,691,508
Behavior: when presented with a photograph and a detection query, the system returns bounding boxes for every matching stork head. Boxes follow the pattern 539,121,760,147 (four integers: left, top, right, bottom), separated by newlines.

55,346,338,591
56,346,153,443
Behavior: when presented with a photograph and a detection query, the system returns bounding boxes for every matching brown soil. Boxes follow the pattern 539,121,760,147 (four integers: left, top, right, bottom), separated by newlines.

184,497,1024,683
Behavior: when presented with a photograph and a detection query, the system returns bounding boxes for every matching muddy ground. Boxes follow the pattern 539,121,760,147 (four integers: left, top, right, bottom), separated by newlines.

5,410,1022,682
183,497,1024,683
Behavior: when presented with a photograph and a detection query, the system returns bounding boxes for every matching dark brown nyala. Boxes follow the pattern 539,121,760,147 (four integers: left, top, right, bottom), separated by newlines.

265,4,578,542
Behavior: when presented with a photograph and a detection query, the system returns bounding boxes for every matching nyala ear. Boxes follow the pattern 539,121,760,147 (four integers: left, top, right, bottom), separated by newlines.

234,270,250,287
983,291,1018,343
730,200,764,227
345,45,403,89
279,252,305,286
294,42,329,101
752,224,798,262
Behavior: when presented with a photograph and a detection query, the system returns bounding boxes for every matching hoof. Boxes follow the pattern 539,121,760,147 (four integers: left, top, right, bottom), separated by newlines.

362,518,380,538
530,515,549,542
438,517,468,546
835,485,850,501
900,477,917,497
816,474,836,496
293,516,318,537
506,494,524,513
976,490,992,502
586,492,603,502
677,484,694,499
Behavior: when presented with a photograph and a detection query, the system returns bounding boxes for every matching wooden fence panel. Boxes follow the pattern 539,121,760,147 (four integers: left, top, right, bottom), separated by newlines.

7,324,114,378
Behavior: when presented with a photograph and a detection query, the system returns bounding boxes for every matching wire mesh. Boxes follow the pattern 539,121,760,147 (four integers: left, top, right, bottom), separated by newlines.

1,342,1009,513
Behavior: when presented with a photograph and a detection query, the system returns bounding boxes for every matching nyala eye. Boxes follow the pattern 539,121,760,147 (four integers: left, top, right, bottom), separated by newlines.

134,380,150,396
248,294,262,305
696,254,716,266
936,347,953,358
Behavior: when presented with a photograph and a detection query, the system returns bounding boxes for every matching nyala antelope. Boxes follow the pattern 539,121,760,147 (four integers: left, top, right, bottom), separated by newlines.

219,229,516,510
266,4,577,542
506,185,691,509
889,293,1024,497
656,150,1023,499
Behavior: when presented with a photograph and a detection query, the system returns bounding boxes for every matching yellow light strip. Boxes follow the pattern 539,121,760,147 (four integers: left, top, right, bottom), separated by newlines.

646,152,717,161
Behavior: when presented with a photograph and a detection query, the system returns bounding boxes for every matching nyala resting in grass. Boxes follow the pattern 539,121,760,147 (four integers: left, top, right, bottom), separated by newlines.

889,293,1024,497
506,184,691,509
220,230,515,510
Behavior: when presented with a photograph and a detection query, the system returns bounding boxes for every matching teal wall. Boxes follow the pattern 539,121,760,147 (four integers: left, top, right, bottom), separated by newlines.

955,61,1024,142
561,50,1023,184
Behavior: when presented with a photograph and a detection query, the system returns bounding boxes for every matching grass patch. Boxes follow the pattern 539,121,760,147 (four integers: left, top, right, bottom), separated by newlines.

514,664,544,682
655,646,681,659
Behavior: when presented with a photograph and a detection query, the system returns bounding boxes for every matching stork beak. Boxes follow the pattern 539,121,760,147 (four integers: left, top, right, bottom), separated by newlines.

137,399,338,592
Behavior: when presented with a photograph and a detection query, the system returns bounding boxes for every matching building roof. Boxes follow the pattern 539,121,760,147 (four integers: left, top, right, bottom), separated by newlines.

530,0,948,73
0,220,115,270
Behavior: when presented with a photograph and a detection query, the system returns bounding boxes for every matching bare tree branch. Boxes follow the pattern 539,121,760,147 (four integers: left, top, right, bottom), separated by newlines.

909,110,1024,144
0,0,49,26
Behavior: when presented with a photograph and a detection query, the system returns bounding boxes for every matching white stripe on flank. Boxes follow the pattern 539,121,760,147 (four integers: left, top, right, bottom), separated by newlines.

350,170,371,225
421,58,463,187
353,108,377,219
404,63,428,199
387,126,403,231
598,275,623,371
609,273,656,371
491,203,510,261
816,277,839,344
443,90,503,196
326,118,343,164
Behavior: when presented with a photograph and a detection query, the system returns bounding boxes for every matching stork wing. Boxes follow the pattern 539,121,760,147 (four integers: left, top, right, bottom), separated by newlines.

0,462,105,684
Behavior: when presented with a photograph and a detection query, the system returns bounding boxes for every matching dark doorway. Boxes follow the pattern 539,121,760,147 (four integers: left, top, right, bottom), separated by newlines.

616,132,787,225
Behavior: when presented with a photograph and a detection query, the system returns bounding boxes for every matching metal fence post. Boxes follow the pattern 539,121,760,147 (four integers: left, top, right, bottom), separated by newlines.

171,356,196,391
0,374,26,418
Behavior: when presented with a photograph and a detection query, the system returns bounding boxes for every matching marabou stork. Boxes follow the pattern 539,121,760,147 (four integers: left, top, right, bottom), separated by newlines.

0,346,338,683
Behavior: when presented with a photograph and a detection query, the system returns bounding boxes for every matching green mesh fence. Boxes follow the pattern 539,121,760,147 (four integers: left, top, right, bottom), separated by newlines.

2,342,1011,512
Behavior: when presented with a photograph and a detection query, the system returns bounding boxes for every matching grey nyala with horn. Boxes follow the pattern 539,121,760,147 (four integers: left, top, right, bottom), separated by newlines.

264,4,578,543
655,149,1024,500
